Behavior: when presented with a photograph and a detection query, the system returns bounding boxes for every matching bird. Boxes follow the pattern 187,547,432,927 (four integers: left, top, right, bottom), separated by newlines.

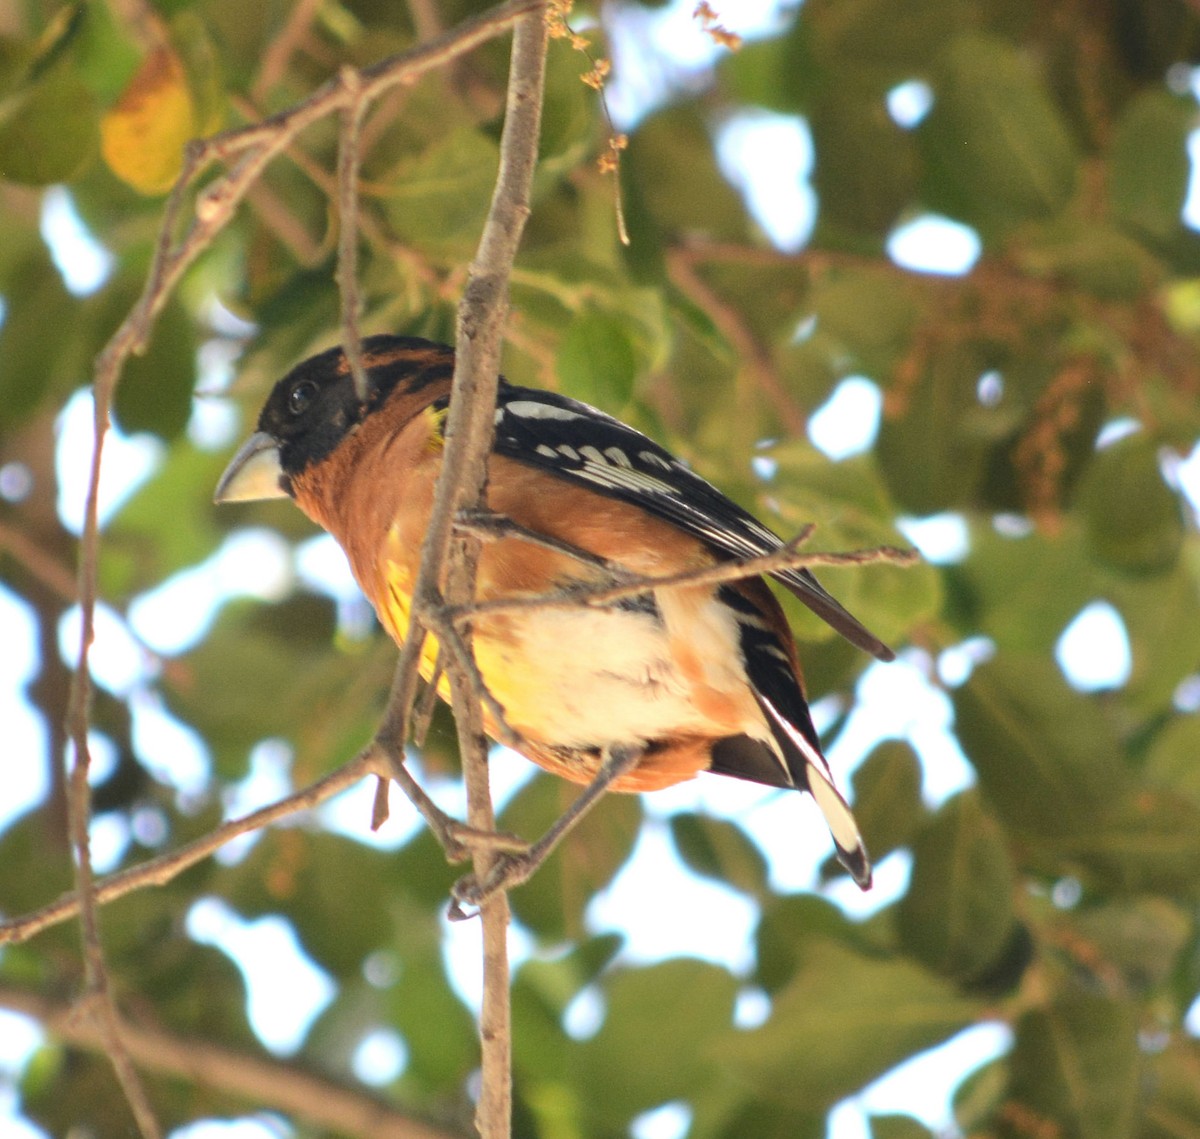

215,334,894,903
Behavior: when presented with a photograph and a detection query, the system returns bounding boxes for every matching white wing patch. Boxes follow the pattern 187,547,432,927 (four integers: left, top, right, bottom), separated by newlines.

505,399,581,421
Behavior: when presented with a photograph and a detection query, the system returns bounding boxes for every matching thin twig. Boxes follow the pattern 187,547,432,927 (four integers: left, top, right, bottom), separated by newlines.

336,65,371,401
0,749,382,948
251,0,326,103
0,985,463,1139
66,293,163,1139
450,530,918,624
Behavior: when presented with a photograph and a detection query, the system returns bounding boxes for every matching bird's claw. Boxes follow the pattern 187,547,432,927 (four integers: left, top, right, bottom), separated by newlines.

446,850,538,922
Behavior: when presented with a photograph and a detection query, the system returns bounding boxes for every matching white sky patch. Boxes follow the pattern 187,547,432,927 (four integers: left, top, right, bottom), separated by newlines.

352,1027,408,1086
887,80,934,129
828,657,975,808
587,823,757,971
717,112,816,251
937,636,997,688
1184,130,1200,231
55,389,163,535
1176,438,1200,516
130,689,212,798
824,848,912,918
843,1022,1014,1135
0,1011,43,1080
808,377,883,459
130,528,293,657
296,534,360,602
1186,991,1200,1036
0,587,49,835
1056,601,1132,692
186,898,335,1055
90,811,131,874
216,740,294,865
169,1117,290,1139
734,985,771,1029
887,214,982,275
58,601,151,696
605,0,792,127
897,512,970,564
562,983,605,1040
441,907,536,1015
129,563,225,655
213,527,294,599
1095,416,1142,449
40,186,113,295
631,1100,692,1139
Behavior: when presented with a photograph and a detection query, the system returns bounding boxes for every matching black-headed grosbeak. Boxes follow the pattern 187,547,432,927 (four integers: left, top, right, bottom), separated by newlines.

215,335,893,892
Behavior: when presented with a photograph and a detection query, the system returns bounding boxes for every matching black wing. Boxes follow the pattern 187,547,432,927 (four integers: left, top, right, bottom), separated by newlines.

489,384,894,662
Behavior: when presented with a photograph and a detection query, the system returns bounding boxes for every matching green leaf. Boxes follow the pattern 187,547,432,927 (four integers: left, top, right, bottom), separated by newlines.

0,69,97,184
720,28,816,115
875,347,991,515
755,893,864,992
625,103,747,242
917,33,1078,233
952,654,1130,839
556,306,638,409
1140,1040,1200,1139
1108,556,1200,713
161,593,385,780
1014,219,1161,301
1110,91,1196,244
1077,434,1184,576
669,812,769,898
1006,990,1138,1139
803,0,961,91
1068,898,1191,991
0,254,78,433
385,126,499,255
897,791,1018,982
725,940,979,1110
870,1115,935,1139
1146,711,1200,808
948,520,1100,653
112,296,197,440
804,267,920,379
574,959,739,1130
847,740,926,863
810,93,916,240
104,439,228,594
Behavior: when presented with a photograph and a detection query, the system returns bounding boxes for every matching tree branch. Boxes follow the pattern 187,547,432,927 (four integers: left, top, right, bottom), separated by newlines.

0,985,464,1139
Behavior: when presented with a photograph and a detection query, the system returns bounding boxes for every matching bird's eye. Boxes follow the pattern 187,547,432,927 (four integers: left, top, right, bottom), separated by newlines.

288,380,318,416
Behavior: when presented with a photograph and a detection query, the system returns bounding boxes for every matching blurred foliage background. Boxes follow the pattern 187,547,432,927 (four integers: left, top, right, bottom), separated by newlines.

2,0,1200,1136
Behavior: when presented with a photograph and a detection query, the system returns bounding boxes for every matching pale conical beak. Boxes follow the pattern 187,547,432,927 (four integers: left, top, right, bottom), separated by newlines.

214,432,289,504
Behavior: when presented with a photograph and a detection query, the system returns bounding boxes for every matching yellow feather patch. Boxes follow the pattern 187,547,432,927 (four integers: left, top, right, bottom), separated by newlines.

382,563,449,698
424,405,448,449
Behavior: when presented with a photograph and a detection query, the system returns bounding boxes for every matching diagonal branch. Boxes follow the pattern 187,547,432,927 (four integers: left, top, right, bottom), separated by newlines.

0,985,464,1139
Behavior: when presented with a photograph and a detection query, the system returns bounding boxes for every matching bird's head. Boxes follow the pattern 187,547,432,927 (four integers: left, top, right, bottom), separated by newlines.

214,335,455,504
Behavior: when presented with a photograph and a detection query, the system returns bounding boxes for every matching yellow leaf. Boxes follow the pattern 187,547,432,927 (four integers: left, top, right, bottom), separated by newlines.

100,46,194,195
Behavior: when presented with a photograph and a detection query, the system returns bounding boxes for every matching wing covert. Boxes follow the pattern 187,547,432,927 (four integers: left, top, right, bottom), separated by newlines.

489,384,894,661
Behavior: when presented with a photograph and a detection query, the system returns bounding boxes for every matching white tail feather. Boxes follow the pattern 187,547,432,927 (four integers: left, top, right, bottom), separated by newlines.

758,694,868,871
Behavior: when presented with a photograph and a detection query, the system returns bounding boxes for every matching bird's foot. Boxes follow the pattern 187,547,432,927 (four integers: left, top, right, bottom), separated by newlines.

447,849,541,921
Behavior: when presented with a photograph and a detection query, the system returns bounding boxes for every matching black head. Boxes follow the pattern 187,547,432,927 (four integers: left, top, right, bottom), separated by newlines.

215,335,454,503
262,335,454,481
